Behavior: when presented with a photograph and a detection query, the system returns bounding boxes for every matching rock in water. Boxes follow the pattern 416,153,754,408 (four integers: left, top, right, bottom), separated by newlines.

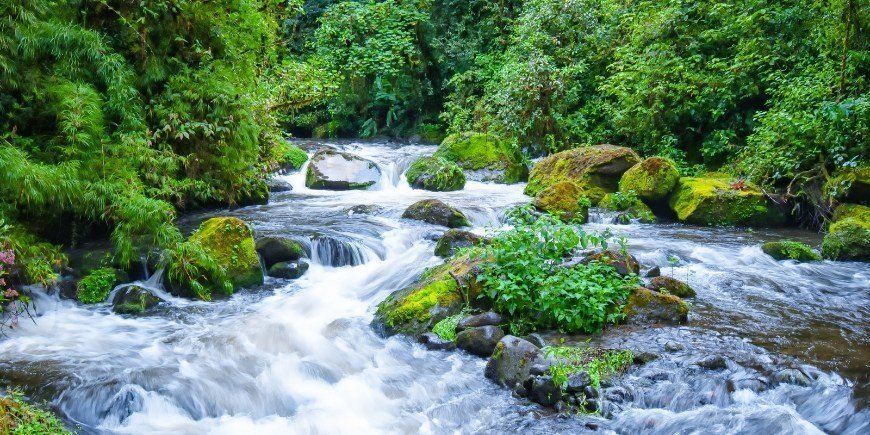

456,325,505,357
434,132,528,183
305,148,381,190
648,276,696,298
434,229,486,257
485,336,548,390
583,249,640,276
761,240,820,262
618,157,680,201
405,156,466,191
268,261,309,279
668,177,787,226
112,285,162,315
822,204,869,261
623,287,689,325
525,145,641,204
402,199,470,228
533,181,590,222
256,236,306,268
456,311,503,331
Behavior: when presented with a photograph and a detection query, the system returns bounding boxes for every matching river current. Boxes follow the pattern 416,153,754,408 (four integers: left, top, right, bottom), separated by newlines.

0,141,867,434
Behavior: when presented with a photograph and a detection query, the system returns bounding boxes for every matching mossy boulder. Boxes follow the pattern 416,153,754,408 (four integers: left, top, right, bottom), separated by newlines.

268,260,309,279
277,143,308,174
525,145,641,204
832,203,869,223
112,285,162,315
374,252,486,337
599,192,656,223
761,241,821,262
255,236,306,269
405,156,466,191
648,276,696,298
434,229,486,258
402,199,470,228
434,132,527,183
668,177,786,226
822,213,869,261
167,217,263,299
532,181,589,222
618,157,680,201
623,287,689,325
305,148,381,190
825,166,869,204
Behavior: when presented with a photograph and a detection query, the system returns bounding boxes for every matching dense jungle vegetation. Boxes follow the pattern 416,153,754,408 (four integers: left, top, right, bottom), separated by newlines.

0,0,867,293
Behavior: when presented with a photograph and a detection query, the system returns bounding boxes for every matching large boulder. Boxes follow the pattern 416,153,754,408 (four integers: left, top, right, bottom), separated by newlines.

485,336,548,390
166,217,263,299
668,177,787,226
305,148,381,190
405,156,466,191
525,145,641,204
623,287,688,325
533,181,589,223
373,252,486,337
256,237,306,268
598,192,656,223
618,157,680,201
434,132,528,183
648,276,696,298
822,205,869,261
402,199,470,228
434,229,485,258
761,241,820,262
456,325,505,357
112,285,163,315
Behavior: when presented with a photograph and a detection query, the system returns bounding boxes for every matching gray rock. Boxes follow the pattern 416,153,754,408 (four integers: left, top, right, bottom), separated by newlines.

456,325,505,357
523,333,547,349
664,341,685,352
434,229,486,257
633,352,659,364
645,266,661,277
528,376,560,406
694,355,727,370
485,336,547,390
305,148,381,190
402,199,470,228
419,332,456,351
566,372,591,393
528,361,553,377
268,261,309,279
457,312,503,331
773,369,811,387
112,285,162,315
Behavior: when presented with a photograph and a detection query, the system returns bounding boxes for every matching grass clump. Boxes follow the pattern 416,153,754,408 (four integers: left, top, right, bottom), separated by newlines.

543,346,634,391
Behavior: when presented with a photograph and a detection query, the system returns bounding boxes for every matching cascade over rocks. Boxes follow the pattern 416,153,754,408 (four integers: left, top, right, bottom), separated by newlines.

525,145,641,204
256,237,306,269
434,229,486,257
668,177,787,226
305,148,381,190
434,132,528,183
402,199,470,228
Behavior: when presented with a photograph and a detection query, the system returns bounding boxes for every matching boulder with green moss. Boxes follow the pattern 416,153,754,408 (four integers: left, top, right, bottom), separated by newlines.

405,156,466,191
525,145,641,204
598,192,656,223
623,287,689,325
277,143,308,173
402,199,470,228
822,207,869,261
167,217,263,299
825,167,869,204
434,229,486,257
76,267,128,304
0,394,71,434
255,236,306,268
305,148,381,190
648,276,696,298
668,177,786,226
434,132,527,183
533,181,589,222
762,241,821,262
112,285,163,314
618,157,680,201
373,252,486,337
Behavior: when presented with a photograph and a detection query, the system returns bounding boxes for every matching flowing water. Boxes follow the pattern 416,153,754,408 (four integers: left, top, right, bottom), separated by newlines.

0,140,867,434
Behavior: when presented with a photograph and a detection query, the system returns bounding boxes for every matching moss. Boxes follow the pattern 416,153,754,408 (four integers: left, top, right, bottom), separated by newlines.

599,192,656,223
533,181,589,222
312,121,340,139
824,166,870,204
0,393,71,434
190,217,263,293
831,203,869,223
762,241,821,261
402,199,470,228
822,217,870,261
76,267,124,304
649,276,696,298
525,145,640,203
416,123,446,143
434,132,527,183
618,157,680,201
405,156,466,191
623,287,688,324
668,177,786,226
278,143,308,171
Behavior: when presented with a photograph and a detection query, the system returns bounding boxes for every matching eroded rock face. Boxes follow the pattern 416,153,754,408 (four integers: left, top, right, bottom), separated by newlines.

402,199,470,228
305,148,381,190
525,145,641,204
668,177,787,227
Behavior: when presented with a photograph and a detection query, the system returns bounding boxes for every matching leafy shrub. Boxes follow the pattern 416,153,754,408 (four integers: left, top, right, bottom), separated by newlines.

478,207,636,334
431,313,464,341
543,346,634,390
76,267,118,304
0,391,71,434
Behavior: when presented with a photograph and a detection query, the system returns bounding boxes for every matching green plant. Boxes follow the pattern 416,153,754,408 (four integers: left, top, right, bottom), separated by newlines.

478,207,636,335
0,390,71,434
543,346,634,391
76,267,118,304
431,312,465,341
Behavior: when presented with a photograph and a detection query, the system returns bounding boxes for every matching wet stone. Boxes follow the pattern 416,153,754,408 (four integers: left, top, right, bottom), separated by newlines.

773,369,811,387
694,355,728,370
455,325,505,357
664,341,685,352
565,372,591,393
419,332,456,351
457,312,503,331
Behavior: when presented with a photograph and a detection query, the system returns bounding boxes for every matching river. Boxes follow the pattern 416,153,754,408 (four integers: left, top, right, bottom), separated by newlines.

0,140,867,434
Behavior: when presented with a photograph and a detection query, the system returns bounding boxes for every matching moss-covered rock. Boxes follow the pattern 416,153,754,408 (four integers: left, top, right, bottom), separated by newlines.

305,148,381,190
533,181,589,222
0,394,71,434
277,143,308,173
668,177,786,226
374,252,486,337
402,199,470,228
583,249,640,277
434,229,486,258
405,156,466,191
599,192,656,223
434,132,527,183
525,145,641,204
832,203,869,223
623,287,689,325
648,276,696,298
255,236,306,269
762,241,821,262
76,267,128,304
268,260,309,279
822,216,870,261
618,157,680,201
825,166,869,204
112,285,162,315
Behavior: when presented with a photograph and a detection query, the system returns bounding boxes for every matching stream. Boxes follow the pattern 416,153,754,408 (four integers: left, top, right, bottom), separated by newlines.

0,140,867,434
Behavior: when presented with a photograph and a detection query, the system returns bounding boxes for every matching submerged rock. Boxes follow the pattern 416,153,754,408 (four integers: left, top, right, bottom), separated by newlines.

822,204,869,261
434,229,486,258
456,325,505,357
256,236,306,269
668,177,786,226
402,199,470,228
618,157,680,201
112,285,162,315
533,181,589,222
761,241,820,262
525,145,641,204
648,276,696,298
434,132,527,183
405,156,466,191
485,335,548,390
267,260,309,279
623,287,688,325
305,148,381,190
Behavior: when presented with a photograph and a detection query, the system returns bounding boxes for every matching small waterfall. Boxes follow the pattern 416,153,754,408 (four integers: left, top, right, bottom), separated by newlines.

308,236,382,267
587,207,621,224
